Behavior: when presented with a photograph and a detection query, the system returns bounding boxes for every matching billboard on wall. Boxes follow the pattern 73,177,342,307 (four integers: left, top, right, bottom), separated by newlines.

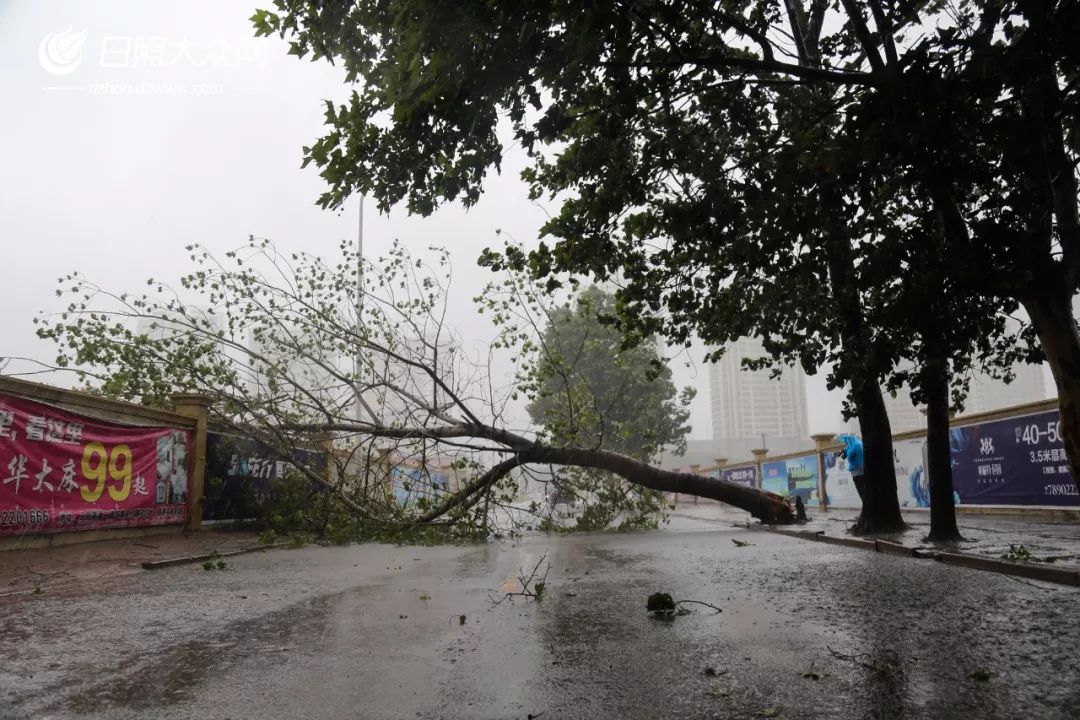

822,450,857,507
718,464,757,489
893,437,930,508
0,393,190,535
204,431,327,521
761,454,819,504
951,410,1080,506
824,409,1080,509
391,465,451,505
826,437,929,509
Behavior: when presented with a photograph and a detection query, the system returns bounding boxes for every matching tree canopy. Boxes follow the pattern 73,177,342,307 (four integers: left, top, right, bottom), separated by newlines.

523,285,694,529
251,1,1080,516
527,285,693,460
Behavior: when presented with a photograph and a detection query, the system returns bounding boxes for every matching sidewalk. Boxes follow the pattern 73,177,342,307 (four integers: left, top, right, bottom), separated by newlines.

0,529,263,597
670,500,1080,570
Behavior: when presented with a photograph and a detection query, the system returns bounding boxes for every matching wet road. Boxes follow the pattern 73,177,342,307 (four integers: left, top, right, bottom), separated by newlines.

2,517,1080,719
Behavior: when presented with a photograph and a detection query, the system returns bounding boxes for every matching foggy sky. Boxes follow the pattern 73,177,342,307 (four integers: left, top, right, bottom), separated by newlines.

1,0,889,440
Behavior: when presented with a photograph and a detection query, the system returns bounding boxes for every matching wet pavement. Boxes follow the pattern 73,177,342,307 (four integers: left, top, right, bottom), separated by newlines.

675,501,1080,570
0,530,265,597
2,515,1080,719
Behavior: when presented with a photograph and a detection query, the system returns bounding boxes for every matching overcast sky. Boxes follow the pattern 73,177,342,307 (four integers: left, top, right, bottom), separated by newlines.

0,0,897,440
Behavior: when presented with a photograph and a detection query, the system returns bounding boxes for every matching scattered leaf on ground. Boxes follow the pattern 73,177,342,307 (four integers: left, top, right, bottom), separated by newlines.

970,669,992,682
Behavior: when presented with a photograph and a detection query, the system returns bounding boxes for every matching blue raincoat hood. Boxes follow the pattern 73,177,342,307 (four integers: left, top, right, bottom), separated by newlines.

838,434,865,475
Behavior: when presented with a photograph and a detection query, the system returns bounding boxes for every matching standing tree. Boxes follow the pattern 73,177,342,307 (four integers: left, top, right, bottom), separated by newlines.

525,285,694,529
251,0,1080,501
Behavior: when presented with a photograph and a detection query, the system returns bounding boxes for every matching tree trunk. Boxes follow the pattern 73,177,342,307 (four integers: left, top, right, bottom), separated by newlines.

922,349,961,541
309,422,797,526
849,378,905,534
820,185,903,535
1023,290,1080,493
526,445,795,524
414,443,796,526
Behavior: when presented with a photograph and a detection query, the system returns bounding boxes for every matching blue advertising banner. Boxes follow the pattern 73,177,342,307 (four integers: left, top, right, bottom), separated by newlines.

822,450,857,507
718,464,757,489
204,432,327,521
391,465,451,506
826,437,947,509
761,454,819,504
893,437,930,508
950,410,1080,507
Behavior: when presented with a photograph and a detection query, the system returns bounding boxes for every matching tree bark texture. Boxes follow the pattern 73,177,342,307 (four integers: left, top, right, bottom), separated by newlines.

1023,291,1080,495
523,445,795,524
850,378,906,534
922,350,961,541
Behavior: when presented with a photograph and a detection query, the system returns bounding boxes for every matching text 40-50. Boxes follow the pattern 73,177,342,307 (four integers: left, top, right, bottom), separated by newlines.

80,442,133,503
1018,422,1061,446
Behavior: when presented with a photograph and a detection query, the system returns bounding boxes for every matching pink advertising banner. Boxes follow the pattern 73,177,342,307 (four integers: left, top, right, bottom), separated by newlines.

0,393,190,535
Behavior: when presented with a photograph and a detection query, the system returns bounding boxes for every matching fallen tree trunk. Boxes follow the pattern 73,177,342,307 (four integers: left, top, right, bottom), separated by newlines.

303,421,796,525
522,445,795,524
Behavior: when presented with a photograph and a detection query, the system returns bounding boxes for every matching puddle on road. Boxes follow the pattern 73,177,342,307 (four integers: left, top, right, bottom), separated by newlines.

54,583,384,716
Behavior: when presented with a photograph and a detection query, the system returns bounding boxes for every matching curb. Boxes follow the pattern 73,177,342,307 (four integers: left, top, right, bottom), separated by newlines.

140,542,291,570
761,527,1080,587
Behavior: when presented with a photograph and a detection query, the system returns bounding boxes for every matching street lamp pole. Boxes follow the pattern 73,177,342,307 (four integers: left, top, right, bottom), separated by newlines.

355,195,365,423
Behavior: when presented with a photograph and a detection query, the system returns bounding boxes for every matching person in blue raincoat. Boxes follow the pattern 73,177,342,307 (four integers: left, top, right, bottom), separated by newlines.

838,434,866,504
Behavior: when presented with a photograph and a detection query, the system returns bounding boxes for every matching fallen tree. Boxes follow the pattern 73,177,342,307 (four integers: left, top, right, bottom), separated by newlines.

26,238,794,532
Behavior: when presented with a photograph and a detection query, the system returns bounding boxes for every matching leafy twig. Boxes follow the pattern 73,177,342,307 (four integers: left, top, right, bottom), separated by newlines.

491,552,549,604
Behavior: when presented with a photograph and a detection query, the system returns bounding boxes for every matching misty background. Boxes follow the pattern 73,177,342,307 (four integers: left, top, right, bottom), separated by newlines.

0,0,1053,442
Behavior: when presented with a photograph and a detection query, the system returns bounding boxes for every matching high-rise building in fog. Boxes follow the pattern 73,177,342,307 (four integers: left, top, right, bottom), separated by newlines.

961,363,1047,415
708,337,808,452
881,385,924,433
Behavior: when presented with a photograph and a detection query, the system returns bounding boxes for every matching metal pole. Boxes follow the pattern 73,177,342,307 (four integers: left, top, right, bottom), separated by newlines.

355,195,365,423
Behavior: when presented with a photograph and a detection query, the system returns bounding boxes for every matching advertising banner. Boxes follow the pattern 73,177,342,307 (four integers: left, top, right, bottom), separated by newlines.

826,438,927,509
718,464,757,489
822,450,857,507
0,393,190,535
204,432,327,521
761,454,819,504
392,465,450,506
950,410,1080,507
893,437,929,509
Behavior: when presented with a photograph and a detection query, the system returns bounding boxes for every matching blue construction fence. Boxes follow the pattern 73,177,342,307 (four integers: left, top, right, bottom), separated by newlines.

706,401,1079,510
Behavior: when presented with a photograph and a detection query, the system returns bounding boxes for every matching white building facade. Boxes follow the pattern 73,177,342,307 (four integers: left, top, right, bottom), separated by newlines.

708,337,809,453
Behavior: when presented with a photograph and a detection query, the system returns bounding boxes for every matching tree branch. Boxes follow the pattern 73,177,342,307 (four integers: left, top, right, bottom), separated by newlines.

838,0,886,75
600,54,874,86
